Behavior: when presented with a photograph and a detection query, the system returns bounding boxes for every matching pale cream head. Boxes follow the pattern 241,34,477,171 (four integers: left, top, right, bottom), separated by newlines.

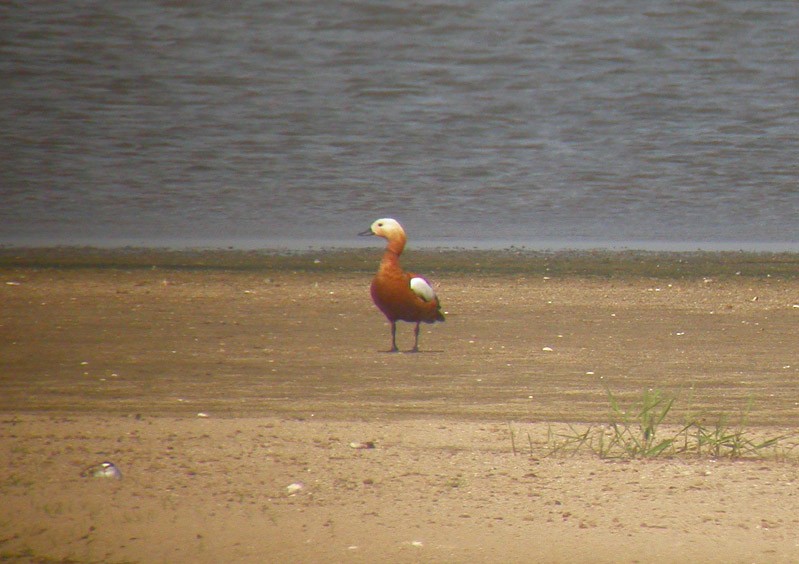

368,218,405,240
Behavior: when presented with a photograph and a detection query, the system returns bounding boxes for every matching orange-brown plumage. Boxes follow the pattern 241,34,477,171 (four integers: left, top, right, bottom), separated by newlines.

359,218,445,352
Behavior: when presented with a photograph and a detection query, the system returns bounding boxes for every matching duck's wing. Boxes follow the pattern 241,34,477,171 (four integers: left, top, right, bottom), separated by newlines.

409,276,436,302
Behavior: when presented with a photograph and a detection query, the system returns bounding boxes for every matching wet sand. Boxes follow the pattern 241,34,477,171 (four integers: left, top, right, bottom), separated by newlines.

1,248,798,562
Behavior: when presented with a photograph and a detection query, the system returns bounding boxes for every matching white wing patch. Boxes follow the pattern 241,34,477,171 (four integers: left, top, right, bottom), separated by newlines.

410,277,436,302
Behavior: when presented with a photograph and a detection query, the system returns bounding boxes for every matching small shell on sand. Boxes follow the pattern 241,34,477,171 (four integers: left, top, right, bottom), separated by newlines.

82,461,122,480
349,441,376,450
286,482,304,495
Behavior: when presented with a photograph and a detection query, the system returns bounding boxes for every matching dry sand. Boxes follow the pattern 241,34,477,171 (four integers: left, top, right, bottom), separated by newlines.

1,249,798,563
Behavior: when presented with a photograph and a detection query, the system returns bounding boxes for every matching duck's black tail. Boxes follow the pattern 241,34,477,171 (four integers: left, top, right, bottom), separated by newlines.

435,302,445,322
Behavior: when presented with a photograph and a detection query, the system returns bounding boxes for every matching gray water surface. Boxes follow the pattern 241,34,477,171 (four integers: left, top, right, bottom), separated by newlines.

2,1,797,251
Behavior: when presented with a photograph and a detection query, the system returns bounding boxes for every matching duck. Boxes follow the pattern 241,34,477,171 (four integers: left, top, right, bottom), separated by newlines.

359,218,445,352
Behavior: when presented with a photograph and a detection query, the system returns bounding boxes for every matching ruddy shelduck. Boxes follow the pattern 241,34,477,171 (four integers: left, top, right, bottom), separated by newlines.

359,218,445,352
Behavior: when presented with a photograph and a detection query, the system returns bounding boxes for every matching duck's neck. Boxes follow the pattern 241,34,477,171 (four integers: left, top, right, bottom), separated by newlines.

379,235,406,270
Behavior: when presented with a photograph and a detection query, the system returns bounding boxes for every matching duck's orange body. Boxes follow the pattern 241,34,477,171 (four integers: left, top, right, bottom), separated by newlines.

360,218,445,352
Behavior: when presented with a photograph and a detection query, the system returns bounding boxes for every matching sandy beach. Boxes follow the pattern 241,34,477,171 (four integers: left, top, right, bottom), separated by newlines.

1,248,798,562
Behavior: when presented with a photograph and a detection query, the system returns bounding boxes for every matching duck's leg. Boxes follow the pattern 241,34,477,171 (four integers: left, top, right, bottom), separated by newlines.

389,321,399,352
411,322,421,352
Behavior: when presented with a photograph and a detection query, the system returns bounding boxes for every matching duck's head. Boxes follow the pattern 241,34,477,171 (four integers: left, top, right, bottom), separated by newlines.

359,218,406,240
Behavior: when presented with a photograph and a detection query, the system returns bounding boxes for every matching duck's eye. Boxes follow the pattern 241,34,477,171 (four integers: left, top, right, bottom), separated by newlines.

377,223,383,227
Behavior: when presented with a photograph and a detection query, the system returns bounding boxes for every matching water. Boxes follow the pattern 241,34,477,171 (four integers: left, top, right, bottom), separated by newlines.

1,0,798,251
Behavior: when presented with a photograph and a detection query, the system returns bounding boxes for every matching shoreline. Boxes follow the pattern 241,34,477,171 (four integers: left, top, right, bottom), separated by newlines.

3,234,799,254
2,245,798,278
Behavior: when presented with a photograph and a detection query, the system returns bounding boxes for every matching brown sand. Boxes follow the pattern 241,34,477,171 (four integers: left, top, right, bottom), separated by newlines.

1,249,798,562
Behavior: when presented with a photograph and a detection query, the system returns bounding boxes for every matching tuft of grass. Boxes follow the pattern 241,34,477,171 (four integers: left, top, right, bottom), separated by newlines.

545,387,795,460
602,387,681,458
688,403,790,459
